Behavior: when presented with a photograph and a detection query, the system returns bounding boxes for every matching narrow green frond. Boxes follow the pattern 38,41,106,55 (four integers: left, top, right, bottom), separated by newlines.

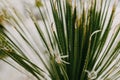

0,0,120,80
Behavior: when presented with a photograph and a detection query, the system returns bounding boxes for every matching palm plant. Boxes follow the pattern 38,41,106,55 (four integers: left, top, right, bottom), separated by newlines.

0,0,120,80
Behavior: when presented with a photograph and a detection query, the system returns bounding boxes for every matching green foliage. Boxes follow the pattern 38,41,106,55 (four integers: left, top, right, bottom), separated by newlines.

0,0,120,80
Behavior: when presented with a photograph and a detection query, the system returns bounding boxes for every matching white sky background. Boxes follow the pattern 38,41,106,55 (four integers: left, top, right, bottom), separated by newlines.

0,0,120,80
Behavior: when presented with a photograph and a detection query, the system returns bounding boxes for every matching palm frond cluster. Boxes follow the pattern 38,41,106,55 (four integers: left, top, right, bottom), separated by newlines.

0,0,120,80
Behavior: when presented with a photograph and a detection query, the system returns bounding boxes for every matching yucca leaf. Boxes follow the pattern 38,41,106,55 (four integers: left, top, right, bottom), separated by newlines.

0,0,120,80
